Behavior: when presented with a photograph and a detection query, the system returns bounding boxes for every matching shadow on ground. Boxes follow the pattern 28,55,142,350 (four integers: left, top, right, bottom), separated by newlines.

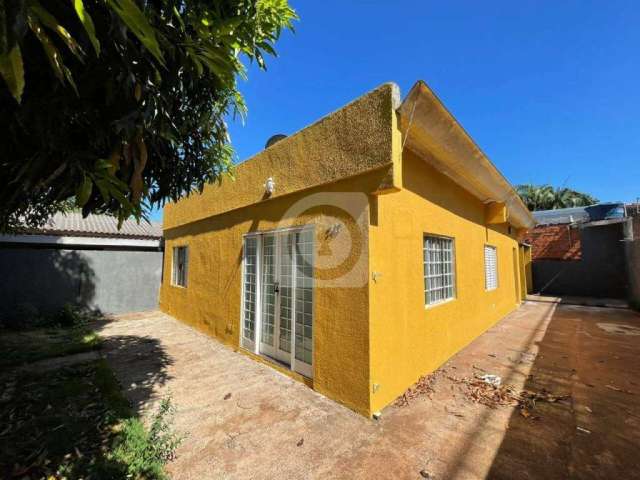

93,320,174,412
443,304,640,480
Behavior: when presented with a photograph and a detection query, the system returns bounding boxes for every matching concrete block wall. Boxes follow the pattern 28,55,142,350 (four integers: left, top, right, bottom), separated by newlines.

625,211,640,305
0,247,162,320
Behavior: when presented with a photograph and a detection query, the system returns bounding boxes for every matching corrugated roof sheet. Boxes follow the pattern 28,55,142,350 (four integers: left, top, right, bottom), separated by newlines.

533,203,625,226
25,212,162,239
533,207,590,225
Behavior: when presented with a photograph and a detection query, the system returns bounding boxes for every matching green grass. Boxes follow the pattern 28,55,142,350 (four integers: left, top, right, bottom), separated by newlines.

0,360,181,479
0,360,131,478
0,326,102,368
0,315,181,479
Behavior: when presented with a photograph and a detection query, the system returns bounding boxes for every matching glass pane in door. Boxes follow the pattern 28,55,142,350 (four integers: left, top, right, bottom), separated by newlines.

242,237,257,343
294,229,313,365
261,234,276,347
278,233,293,354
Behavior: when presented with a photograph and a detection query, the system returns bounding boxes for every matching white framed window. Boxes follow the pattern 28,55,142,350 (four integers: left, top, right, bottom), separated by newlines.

484,245,498,291
423,235,456,306
172,246,189,287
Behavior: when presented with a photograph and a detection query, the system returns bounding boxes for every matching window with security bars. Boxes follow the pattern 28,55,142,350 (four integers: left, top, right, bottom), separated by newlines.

172,246,188,287
484,245,498,291
423,235,455,305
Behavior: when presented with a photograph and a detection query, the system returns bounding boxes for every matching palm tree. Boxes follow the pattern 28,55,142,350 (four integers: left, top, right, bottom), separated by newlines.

516,184,598,211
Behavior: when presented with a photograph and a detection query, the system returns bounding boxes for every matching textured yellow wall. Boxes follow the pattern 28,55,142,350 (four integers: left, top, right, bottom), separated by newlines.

523,245,533,294
160,83,401,416
164,83,400,230
160,80,529,418
368,148,524,414
161,172,390,415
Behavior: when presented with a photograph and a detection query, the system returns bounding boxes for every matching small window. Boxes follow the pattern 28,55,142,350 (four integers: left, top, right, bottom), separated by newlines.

423,235,456,305
484,245,498,291
172,246,188,287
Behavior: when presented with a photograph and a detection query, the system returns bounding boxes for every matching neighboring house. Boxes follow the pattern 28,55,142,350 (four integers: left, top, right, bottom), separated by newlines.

0,212,162,319
523,203,631,298
160,81,535,417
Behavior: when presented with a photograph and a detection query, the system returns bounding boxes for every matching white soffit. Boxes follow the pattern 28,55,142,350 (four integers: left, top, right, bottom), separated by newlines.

398,80,534,229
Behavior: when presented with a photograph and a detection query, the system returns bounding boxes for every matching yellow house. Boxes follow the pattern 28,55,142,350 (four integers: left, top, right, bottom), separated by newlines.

160,80,535,417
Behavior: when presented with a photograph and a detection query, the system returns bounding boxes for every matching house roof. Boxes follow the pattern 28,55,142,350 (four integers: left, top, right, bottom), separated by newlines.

23,212,162,239
533,203,625,226
397,81,535,230
533,207,590,225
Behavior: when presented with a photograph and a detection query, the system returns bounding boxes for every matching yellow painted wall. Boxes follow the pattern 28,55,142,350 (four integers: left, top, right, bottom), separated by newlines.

368,148,524,413
159,81,530,418
163,83,399,230
160,84,401,416
161,171,392,415
523,244,533,294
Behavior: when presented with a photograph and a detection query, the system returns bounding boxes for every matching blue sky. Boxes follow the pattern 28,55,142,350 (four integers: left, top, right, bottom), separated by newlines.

152,1,639,221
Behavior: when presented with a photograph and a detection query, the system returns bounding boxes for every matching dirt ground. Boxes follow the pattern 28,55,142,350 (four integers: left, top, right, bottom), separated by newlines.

96,302,640,480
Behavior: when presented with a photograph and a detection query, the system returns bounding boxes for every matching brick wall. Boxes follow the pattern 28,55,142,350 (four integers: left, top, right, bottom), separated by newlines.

523,224,581,261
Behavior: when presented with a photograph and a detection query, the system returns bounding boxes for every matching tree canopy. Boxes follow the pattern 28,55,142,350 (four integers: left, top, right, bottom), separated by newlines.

0,0,296,232
516,184,598,211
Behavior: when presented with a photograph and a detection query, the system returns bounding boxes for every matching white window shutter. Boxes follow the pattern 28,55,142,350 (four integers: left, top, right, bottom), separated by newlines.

484,245,498,290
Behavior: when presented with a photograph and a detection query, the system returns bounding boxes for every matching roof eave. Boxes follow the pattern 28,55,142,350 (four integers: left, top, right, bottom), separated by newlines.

397,80,535,230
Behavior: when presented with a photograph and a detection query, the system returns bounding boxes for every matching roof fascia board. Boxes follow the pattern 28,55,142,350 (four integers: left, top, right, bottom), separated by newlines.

0,234,160,248
398,80,535,229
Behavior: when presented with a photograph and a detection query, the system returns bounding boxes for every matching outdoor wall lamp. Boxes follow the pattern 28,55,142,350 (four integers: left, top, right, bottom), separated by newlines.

264,177,275,195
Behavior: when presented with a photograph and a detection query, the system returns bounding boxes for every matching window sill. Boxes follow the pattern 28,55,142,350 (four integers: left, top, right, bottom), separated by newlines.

425,297,456,309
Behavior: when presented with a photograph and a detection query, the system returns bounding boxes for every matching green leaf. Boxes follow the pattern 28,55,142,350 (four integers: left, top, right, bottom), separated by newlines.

62,63,79,96
94,158,113,171
28,17,65,83
30,2,85,61
172,6,185,31
0,44,24,102
76,175,93,206
72,0,100,56
94,178,111,203
106,0,165,66
258,41,277,57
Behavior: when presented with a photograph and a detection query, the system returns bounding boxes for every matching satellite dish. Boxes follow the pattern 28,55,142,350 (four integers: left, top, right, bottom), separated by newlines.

265,134,287,149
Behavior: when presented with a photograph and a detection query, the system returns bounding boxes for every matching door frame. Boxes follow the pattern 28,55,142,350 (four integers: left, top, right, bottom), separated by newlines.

240,225,314,378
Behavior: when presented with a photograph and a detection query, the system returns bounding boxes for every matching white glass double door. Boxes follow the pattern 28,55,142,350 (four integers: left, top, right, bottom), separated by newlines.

241,228,313,378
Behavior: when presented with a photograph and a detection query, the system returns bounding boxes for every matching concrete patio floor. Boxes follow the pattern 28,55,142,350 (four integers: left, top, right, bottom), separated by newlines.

96,302,640,480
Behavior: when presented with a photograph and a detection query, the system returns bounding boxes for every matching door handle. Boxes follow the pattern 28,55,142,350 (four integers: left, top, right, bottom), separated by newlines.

274,282,280,294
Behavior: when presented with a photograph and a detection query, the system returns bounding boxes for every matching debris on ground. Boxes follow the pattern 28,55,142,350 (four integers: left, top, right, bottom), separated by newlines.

605,384,634,394
419,469,433,479
576,426,591,434
296,438,304,447
224,393,232,400
445,406,464,418
478,374,502,387
454,375,570,418
395,372,440,407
